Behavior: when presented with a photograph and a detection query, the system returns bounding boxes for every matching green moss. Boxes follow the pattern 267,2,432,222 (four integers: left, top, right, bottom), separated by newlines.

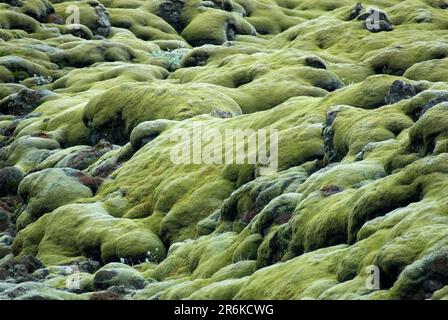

173,49,342,113
2,0,448,301
409,102,448,155
62,24,94,40
0,55,53,82
151,232,238,281
130,279,179,299
13,202,167,265
20,0,54,22
159,279,210,300
1,136,61,173
324,104,414,161
235,245,348,299
83,82,242,144
18,168,94,220
232,234,262,262
43,271,94,293
188,277,247,300
251,193,300,235
0,10,40,33
389,248,448,299
404,58,448,83
49,40,136,68
93,262,147,290
0,282,86,300
432,286,448,300
53,1,110,37
107,6,183,42
0,65,14,83
181,10,255,46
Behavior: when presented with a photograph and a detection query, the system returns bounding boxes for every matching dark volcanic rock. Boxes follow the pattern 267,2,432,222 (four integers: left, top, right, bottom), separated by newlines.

158,0,185,32
89,1,111,37
385,80,418,105
182,50,210,67
62,141,114,170
0,255,41,284
212,0,233,11
0,167,24,196
348,2,363,20
320,185,343,197
322,110,341,163
394,249,448,299
414,92,448,119
19,255,44,273
77,260,101,274
0,88,54,116
305,56,327,69
0,209,11,231
2,0,22,7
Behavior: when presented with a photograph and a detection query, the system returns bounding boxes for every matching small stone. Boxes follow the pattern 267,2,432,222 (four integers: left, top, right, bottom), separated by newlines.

323,109,341,163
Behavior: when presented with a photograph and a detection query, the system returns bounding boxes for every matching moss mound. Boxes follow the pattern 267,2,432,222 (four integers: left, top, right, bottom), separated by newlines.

1,0,448,300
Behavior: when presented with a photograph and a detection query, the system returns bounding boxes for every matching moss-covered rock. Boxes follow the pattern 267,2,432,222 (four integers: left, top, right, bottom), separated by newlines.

18,168,95,220
1,0,448,301
0,281,85,300
0,166,23,196
13,201,167,265
83,82,242,144
93,263,147,290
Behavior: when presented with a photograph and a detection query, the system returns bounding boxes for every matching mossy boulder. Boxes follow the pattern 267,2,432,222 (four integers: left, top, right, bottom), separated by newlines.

93,263,147,290
13,201,167,265
18,168,95,220
0,88,55,116
0,282,84,300
83,82,242,144
2,0,448,301
0,166,23,196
